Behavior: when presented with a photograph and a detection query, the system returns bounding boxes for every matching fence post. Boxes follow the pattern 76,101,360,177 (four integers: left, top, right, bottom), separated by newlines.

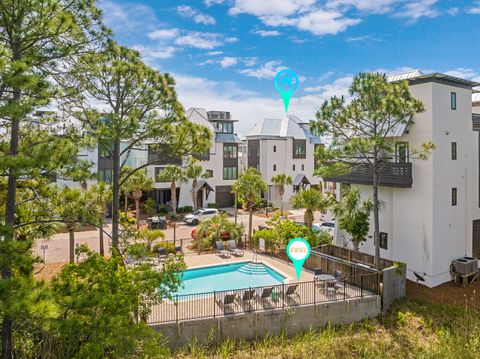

313,281,316,305
361,275,364,298
282,283,285,309
343,279,346,301
213,291,216,318
249,287,252,313
175,294,178,324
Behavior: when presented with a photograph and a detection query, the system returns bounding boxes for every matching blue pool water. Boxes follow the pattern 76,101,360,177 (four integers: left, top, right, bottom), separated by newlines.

176,262,286,296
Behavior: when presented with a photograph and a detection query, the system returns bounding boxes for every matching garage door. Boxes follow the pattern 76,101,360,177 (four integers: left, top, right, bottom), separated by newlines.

473,220,480,259
215,185,234,208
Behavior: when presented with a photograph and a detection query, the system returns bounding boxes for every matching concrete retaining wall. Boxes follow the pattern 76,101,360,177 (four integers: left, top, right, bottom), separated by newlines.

382,266,406,310
152,296,381,348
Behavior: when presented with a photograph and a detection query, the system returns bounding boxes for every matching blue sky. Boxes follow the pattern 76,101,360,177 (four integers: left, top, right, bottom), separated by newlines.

100,0,480,135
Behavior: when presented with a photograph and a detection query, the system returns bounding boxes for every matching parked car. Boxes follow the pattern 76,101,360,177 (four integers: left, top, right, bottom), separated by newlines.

315,220,335,236
183,208,219,225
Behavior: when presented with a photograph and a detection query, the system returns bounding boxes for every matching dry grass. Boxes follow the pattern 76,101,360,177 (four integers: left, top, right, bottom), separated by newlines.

169,299,480,358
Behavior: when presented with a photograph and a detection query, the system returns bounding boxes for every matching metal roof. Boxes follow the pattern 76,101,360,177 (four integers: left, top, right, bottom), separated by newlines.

387,70,480,89
387,70,424,82
246,115,321,143
194,180,214,193
293,174,310,186
185,108,215,132
215,133,241,143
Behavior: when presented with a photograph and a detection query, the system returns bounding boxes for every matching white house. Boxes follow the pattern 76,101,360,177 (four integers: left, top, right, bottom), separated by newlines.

329,71,480,287
244,115,324,210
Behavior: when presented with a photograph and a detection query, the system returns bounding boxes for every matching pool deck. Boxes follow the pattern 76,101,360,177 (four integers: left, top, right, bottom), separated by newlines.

181,250,313,283
148,251,375,324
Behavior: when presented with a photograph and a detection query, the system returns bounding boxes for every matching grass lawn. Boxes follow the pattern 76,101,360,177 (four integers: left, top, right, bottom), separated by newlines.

170,298,480,358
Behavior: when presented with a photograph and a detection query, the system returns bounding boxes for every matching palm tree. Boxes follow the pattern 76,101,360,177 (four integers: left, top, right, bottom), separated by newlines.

196,213,243,250
157,165,187,216
137,228,165,252
186,160,211,210
90,182,111,256
271,173,293,216
232,168,267,241
131,171,154,229
333,187,373,251
289,188,332,229
55,187,102,263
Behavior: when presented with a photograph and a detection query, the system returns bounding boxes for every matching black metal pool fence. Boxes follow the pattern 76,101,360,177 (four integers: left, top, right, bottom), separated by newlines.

148,272,380,324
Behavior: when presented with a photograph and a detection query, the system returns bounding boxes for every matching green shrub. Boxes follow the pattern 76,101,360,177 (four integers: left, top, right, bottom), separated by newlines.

252,228,278,250
158,205,169,215
207,203,218,208
183,205,193,213
141,197,157,216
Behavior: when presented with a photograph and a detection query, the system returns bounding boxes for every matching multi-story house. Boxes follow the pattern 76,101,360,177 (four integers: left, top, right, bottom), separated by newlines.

145,108,241,208
244,115,323,210
327,71,480,287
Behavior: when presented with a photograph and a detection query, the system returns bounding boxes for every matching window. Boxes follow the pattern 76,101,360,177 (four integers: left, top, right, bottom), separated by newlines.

273,145,276,153
154,167,164,181
273,164,276,171
301,164,304,171
217,122,233,133
380,232,388,250
451,92,457,110
395,142,409,163
205,169,213,177
223,144,237,159
452,187,457,206
98,142,113,158
451,142,457,160
223,167,237,180
195,149,210,161
294,143,306,158
292,164,295,171
98,169,113,183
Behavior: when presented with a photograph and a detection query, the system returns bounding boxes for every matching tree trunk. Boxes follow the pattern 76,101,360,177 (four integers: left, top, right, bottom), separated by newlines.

99,219,105,256
124,193,128,214
304,209,314,229
373,168,381,270
2,43,21,356
69,227,75,263
192,178,197,210
279,186,285,216
111,140,121,256
171,181,177,215
248,206,253,243
135,199,140,229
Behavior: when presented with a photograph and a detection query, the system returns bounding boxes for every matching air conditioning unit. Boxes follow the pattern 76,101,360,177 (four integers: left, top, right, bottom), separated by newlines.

452,258,471,275
463,257,479,272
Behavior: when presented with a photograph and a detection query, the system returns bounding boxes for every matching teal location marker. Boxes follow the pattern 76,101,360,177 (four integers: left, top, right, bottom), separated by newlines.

274,69,299,113
286,237,311,281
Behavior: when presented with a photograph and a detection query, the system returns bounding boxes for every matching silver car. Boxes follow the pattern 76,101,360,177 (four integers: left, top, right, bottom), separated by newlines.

183,208,219,225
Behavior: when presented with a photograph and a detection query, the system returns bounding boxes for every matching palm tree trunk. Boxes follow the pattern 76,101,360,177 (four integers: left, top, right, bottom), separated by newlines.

99,220,105,256
171,181,177,215
248,204,253,242
69,227,75,263
124,193,128,214
192,178,197,210
305,209,314,229
135,199,140,229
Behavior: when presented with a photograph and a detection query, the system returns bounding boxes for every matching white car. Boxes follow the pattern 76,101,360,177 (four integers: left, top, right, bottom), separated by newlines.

313,221,335,236
183,208,219,225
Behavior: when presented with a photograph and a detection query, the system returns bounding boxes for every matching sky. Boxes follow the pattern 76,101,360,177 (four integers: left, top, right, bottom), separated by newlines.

99,0,480,136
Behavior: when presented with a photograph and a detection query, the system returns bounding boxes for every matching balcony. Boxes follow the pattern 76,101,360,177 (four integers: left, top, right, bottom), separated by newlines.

324,162,412,188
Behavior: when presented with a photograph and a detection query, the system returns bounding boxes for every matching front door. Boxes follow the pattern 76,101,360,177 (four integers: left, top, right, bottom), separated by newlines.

197,189,203,208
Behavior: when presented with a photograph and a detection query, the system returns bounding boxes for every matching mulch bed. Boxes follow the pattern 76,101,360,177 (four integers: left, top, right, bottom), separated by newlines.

407,278,480,310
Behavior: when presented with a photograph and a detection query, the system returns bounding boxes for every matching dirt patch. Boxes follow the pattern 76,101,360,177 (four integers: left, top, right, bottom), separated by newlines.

407,278,480,310
34,262,66,280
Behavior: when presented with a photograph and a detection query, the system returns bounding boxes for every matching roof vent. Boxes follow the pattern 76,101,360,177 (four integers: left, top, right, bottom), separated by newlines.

387,70,423,82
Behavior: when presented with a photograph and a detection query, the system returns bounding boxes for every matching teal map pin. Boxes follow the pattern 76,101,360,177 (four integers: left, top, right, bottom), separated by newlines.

286,237,311,281
274,69,299,113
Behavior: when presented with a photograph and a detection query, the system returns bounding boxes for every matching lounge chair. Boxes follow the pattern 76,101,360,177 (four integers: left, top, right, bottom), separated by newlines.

240,289,256,311
157,247,167,258
284,284,300,302
216,293,237,314
174,245,182,254
260,286,274,299
334,270,343,279
227,240,244,257
215,241,231,258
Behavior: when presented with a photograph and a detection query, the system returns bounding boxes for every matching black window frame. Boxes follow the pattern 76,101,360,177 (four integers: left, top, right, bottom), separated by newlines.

379,232,388,250
451,142,457,160
301,164,304,171
292,164,295,171
452,187,457,206
451,92,457,110
273,145,277,153
273,164,276,171
223,166,238,180
223,144,238,159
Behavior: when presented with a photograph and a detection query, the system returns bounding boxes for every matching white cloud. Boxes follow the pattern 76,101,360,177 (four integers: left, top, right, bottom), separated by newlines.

253,29,282,36
175,32,223,49
177,5,216,25
220,57,239,68
207,51,223,55
240,61,286,79
148,28,179,41
347,35,380,42
294,9,361,35
132,45,177,61
99,0,158,33
468,1,480,14
394,0,439,21
204,0,226,6
229,0,316,17
326,0,397,14
444,68,480,82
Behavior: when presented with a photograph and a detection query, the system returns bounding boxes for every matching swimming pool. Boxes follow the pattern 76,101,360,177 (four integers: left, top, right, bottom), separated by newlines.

176,262,286,296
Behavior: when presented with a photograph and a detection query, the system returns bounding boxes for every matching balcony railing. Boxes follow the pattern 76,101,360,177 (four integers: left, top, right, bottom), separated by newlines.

324,162,412,188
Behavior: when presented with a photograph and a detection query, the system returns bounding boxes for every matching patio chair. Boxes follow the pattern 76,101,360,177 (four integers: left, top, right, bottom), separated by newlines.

284,284,300,302
216,293,237,314
260,286,274,300
174,246,182,254
333,270,343,279
313,268,324,280
215,241,231,258
156,247,167,260
227,240,244,257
